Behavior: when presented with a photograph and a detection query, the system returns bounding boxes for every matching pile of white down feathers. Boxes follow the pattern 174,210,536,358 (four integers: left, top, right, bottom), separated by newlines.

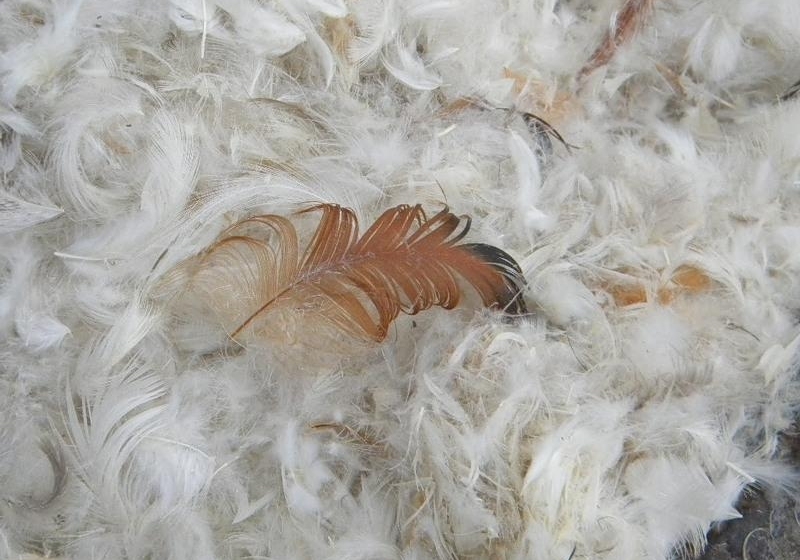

2,0,800,559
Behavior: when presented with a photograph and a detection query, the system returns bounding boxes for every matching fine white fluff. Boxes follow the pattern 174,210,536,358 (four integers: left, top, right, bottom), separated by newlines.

1,1,800,559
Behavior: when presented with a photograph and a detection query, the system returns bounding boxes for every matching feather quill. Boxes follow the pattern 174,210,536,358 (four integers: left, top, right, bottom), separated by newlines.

168,204,526,348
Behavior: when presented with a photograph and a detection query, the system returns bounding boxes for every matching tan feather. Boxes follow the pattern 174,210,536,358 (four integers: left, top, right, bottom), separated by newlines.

173,204,526,348
579,0,656,79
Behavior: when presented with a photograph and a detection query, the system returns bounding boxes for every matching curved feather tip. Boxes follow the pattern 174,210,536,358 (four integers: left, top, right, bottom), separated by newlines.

170,204,527,348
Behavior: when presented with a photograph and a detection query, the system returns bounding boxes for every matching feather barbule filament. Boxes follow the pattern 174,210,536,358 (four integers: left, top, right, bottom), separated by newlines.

168,204,527,349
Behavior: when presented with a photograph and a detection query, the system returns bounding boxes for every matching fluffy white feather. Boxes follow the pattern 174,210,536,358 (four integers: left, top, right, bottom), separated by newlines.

625,457,744,557
0,0,83,103
0,192,63,234
383,39,442,91
217,0,306,57
169,0,223,35
348,0,399,65
0,107,38,173
47,76,145,218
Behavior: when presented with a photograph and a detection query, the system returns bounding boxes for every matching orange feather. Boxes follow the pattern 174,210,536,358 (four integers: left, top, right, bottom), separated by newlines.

171,204,527,348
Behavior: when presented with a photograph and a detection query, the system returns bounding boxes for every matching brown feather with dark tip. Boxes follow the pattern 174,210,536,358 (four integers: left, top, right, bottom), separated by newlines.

176,204,526,347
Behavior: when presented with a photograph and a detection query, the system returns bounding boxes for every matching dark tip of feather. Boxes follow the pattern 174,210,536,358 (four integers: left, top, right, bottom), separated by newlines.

780,79,800,102
521,112,577,154
461,243,528,315
524,114,554,157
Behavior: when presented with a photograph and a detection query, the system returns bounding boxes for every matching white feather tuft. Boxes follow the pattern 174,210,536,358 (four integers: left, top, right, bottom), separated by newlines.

349,0,399,65
217,0,306,57
0,107,38,173
382,39,442,91
624,457,744,558
508,130,555,235
0,192,63,234
623,307,692,380
0,0,83,103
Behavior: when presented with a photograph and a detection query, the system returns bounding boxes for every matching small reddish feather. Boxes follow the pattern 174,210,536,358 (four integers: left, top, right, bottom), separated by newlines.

579,0,655,79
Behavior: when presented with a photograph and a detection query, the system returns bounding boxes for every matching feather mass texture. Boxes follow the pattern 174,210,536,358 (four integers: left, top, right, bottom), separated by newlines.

165,204,526,348
3,0,800,558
